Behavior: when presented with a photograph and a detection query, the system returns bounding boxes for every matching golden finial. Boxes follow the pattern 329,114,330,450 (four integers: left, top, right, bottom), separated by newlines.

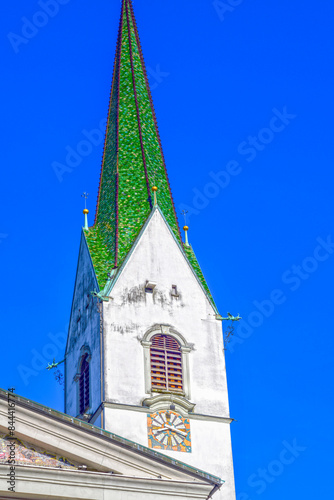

183,225,189,246
81,193,89,230
152,186,158,206
181,211,190,246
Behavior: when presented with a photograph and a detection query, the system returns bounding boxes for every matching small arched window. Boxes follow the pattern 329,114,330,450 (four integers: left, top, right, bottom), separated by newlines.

150,335,183,393
79,354,90,414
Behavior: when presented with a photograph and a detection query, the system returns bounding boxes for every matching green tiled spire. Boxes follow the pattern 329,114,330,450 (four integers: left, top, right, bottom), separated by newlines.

86,0,181,287
85,0,216,310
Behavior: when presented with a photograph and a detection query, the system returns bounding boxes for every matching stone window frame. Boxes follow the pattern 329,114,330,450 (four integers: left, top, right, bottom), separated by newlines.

141,325,193,400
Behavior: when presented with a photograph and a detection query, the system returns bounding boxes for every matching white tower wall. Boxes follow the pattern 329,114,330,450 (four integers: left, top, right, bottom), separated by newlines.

100,209,236,500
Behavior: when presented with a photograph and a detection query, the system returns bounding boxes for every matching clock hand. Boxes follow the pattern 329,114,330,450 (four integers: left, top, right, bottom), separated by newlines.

173,429,187,437
155,427,170,434
164,424,187,437
153,424,187,438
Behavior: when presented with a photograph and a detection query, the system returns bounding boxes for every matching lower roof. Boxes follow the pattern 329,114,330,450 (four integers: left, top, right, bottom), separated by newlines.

0,388,222,488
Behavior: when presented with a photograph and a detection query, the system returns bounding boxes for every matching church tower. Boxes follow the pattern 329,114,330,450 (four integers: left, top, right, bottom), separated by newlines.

65,1,236,498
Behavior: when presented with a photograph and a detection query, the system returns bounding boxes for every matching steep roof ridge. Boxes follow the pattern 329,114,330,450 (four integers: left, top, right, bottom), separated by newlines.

94,3,123,225
125,0,152,209
86,0,183,287
128,0,182,242
85,0,215,306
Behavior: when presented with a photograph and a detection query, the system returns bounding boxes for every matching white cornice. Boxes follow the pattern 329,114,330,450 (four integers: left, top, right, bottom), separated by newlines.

93,401,233,424
0,464,214,500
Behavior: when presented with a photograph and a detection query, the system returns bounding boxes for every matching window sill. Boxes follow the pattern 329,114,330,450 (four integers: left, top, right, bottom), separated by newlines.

151,389,185,397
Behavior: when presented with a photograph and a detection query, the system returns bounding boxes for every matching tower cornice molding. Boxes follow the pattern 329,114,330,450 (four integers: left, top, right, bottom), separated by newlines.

142,394,196,416
89,401,233,425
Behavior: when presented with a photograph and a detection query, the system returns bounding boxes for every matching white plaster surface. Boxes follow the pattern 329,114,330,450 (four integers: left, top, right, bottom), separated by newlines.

102,210,236,500
103,210,230,416
104,406,235,500
65,233,102,418
65,210,236,499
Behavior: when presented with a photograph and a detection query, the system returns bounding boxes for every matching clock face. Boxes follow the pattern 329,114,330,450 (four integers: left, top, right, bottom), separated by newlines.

147,410,191,452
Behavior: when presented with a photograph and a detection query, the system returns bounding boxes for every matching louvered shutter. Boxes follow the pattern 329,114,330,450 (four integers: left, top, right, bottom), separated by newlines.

150,335,183,393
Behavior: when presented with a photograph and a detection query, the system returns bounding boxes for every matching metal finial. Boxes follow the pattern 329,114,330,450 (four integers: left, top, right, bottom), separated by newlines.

181,210,189,246
152,186,158,206
81,192,89,209
81,193,89,230
181,209,188,225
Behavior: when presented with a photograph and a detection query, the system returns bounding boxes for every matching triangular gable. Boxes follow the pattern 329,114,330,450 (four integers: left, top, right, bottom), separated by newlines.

0,433,83,470
104,206,218,313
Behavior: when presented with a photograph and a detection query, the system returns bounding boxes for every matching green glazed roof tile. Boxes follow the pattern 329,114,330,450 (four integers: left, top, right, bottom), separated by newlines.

183,244,216,309
85,0,215,310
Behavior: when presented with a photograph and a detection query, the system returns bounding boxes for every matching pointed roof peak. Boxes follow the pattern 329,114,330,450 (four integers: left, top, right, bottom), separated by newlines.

86,0,181,286
84,2,215,309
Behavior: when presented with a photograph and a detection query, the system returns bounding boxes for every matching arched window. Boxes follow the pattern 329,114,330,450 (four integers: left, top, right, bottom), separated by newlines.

79,354,90,414
150,335,183,393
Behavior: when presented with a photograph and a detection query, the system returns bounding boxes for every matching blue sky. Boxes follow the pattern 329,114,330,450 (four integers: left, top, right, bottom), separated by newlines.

1,0,333,498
